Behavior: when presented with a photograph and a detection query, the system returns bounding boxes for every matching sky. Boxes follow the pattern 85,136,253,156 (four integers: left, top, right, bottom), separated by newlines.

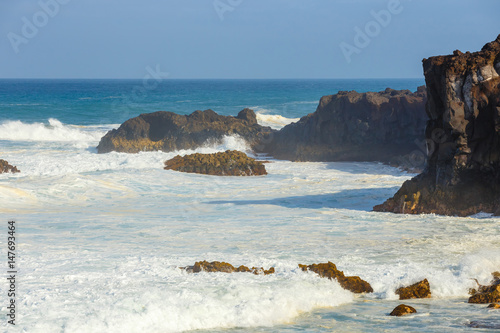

0,0,499,79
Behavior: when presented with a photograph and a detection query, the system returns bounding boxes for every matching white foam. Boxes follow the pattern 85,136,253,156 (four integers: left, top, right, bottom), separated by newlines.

0,119,110,144
255,111,300,130
13,257,353,333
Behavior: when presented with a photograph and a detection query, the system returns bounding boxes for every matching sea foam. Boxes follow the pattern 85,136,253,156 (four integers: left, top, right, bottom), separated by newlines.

0,119,110,143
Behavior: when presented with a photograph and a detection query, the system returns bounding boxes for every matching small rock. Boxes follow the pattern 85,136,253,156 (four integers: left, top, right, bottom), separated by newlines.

182,261,275,275
488,303,500,309
0,159,20,174
395,279,431,300
469,273,500,304
389,304,417,316
299,262,373,293
164,150,267,176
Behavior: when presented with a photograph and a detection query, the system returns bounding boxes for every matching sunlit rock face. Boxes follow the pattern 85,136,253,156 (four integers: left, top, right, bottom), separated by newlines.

374,35,500,216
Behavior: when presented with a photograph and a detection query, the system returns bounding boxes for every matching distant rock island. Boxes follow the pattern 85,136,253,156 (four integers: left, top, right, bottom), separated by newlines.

375,34,500,216
164,150,267,176
261,87,427,166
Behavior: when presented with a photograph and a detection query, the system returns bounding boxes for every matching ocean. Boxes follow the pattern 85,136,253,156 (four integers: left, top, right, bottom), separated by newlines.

1,79,499,332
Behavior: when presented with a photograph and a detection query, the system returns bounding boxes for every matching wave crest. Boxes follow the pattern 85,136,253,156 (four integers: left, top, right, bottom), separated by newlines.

0,119,109,142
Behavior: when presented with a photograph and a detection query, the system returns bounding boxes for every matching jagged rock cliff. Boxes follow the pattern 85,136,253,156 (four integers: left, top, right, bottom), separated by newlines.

261,87,427,166
374,35,500,216
97,109,273,154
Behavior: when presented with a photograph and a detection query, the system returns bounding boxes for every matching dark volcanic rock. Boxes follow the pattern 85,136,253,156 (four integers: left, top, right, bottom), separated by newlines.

389,304,417,316
0,159,20,174
183,261,275,275
97,109,273,154
395,279,431,300
374,35,500,216
262,87,427,167
164,150,267,176
299,262,373,293
469,272,500,304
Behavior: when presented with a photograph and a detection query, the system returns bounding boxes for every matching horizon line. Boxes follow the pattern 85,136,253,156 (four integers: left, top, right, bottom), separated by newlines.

0,77,425,81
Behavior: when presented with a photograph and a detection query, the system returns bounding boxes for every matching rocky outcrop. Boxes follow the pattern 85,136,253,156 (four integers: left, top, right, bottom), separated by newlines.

97,109,273,154
374,35,500,216
299,262,373,293
389,304,417,316
469,272,500,304
395,279,431,300
0,159,20,174
164,150,267,176
182,261,275,275
262,87,427,168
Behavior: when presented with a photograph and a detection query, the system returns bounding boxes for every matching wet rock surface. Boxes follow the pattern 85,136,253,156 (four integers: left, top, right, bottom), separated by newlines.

389,304,417,316
164,150,267,176
298,262,373,293
395,279,431,300
0,159,20,174
469,272,500,304
183,261,275,275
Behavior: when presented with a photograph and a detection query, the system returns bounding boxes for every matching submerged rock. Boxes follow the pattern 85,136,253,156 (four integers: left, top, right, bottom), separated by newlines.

374,35,500,216
97,109,273,154
183,261,275,275
0,159,20,174
389,304,417,316
298,262,373,293
469,272,500,304
164,150,267,176
395,279,431,300
262,87,427,168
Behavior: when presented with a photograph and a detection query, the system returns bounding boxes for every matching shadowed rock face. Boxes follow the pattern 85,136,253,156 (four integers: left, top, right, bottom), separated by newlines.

374,35,500,216
299,262,373,294
0,159,20,174
97,109,273,154
261,87,427,166
164,150,267,176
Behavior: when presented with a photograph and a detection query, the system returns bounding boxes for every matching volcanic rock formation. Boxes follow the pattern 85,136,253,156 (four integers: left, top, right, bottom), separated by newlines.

374,35,500,216
262,87,427,167
97,109,273,154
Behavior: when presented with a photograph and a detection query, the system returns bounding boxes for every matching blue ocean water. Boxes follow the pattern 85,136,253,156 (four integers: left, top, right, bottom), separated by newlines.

1,79,499,333
0,79,424,125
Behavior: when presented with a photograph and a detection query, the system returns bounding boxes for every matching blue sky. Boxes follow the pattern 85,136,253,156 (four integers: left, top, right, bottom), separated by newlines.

1,0,499,79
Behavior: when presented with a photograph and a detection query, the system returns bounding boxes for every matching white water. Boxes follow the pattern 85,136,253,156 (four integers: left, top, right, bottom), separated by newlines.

0,120,499,332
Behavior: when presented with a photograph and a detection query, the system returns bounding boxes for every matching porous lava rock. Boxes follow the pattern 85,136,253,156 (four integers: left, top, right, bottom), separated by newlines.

0,159,20,174
299,262,373,293
164,150,267,176
389,304,417,316
469,272,500,304
395,279,431,300
183,261,275,275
